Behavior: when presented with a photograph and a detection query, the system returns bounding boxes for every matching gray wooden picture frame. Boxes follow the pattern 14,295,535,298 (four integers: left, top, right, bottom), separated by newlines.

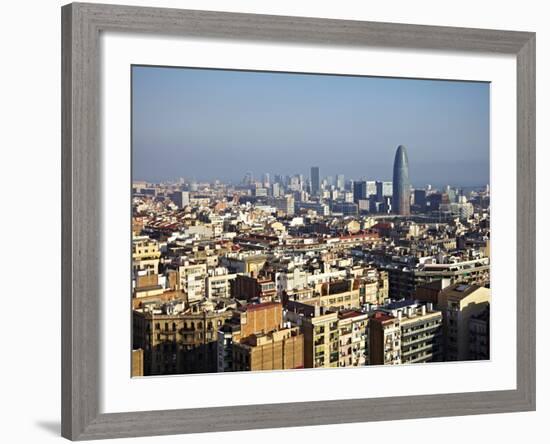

61,2,536,441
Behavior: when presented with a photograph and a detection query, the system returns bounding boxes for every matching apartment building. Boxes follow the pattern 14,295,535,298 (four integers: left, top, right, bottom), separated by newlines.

437,283,491,361
131,349,144,377
232,275,277,302
217,302,290,372
132,301,233,375
177,262,208,303
206,267,236,299
132,236,161,276
385,258,490,299
337,310,369,366
380,300,443,364
232,327,304,371
369,311,401,365
468,305,490,360
302,309,340,368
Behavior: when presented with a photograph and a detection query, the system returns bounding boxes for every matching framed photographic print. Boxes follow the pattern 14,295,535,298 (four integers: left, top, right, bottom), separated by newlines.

61,2,536,440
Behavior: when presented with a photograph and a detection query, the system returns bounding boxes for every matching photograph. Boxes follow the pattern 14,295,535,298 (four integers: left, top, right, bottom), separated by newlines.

1,0,541,442
131,65,491,376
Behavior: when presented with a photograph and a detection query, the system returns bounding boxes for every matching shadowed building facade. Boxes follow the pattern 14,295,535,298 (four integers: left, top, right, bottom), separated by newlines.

310,166,320,196
392,145,411,216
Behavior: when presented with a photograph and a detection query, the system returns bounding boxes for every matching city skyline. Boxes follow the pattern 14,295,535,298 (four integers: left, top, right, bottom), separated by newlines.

131,66,491,377
132,170,487,190
132,66,490,186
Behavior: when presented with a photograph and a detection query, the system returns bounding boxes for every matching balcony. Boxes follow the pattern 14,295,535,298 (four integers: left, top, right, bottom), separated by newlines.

402,332,442,348
402,324,441,338
402,342,439,357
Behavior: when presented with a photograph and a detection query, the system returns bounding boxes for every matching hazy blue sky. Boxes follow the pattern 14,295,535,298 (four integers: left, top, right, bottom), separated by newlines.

132,66,489,187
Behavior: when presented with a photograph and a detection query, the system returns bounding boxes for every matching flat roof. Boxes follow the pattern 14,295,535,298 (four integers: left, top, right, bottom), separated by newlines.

245,301,281,312
418,279,447,291
384,299,417,310
444,283,483,298
371,311,395,323
338,309,366,320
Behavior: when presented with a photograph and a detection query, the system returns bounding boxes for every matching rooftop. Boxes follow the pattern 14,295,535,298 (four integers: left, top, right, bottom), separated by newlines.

371,311,396,323
443,283,483,298
244,301,281,312
384,299,418,310
338,309,366,320
417,279,448,291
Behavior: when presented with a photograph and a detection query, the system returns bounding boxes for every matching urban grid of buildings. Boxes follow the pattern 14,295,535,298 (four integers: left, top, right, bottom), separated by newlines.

131,145,491,376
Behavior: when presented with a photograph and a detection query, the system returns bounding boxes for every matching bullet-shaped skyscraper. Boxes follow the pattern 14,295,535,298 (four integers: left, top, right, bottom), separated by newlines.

392,145,411,216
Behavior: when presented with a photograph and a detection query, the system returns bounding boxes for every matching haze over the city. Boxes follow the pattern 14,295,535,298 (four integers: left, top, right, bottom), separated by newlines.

132,66,490,187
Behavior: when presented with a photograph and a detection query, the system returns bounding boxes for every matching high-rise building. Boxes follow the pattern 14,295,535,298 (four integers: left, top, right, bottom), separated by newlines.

392,145,411,215
289,175,301,191
169,191,190,209
414,188,427,210
375,181,393,202
310,166,320,196
366,181,377,198
336,174,345,190
353,180,367,203
242,172,253,186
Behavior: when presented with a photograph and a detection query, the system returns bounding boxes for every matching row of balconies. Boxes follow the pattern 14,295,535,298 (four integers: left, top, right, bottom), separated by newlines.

402,332,442,347
402,323,441,336
402,342,439,357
